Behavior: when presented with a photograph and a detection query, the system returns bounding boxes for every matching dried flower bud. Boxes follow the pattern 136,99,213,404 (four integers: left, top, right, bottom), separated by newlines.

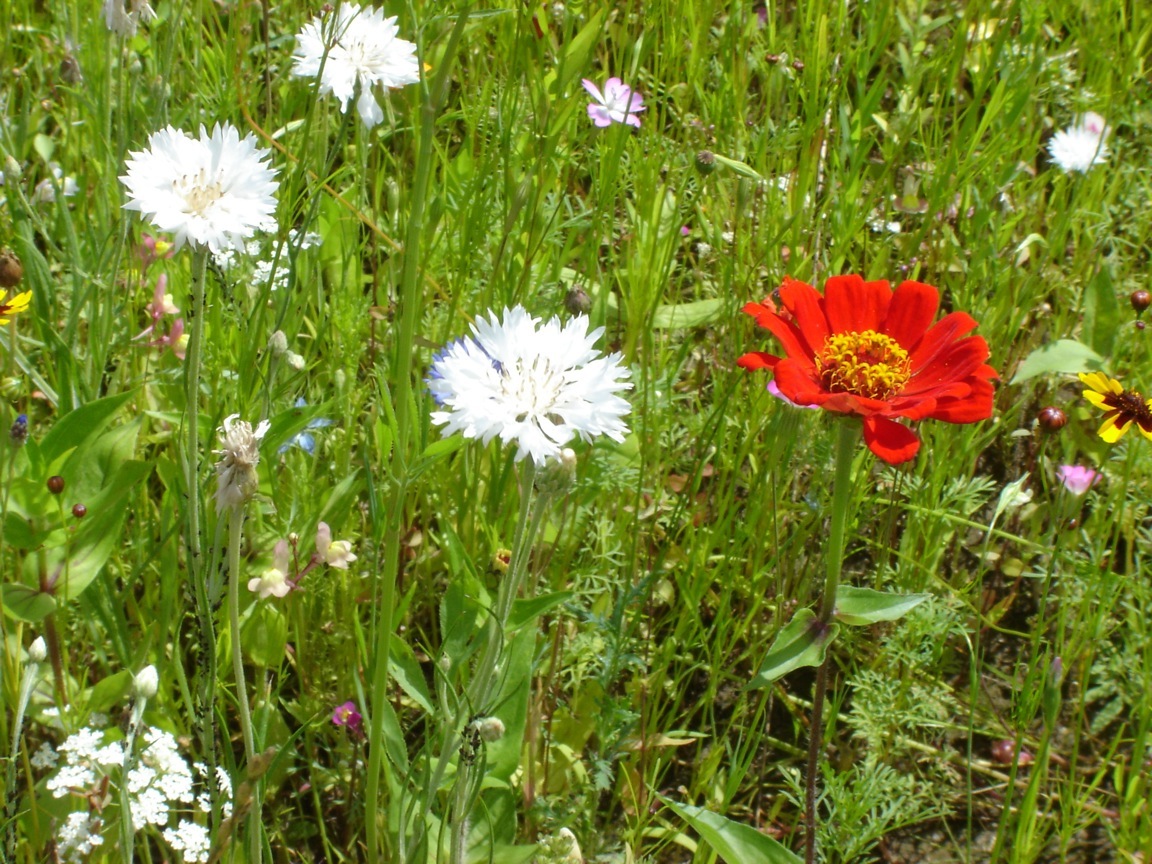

564,285,591,316
134,665,159,699
0,250,23,288
47,475,65,495
764,53,780,64
3,156,21,182
1036,407,1066,432
9,413,28,447
472,716,506,743
1131,290,1151,313
791,59,805,71
28,637,47,664
990,739,1033,766
1137,320,1147,332
59,54,83,85
72,503,87,519
694,150,716,176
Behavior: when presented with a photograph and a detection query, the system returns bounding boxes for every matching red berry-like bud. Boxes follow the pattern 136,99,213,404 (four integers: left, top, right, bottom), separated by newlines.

1137,320,1147,331
791,59,805,71
1037,407,1067,432
1131,290,1151,313
765,53,780,64
46,475,65,495
72,503,87,519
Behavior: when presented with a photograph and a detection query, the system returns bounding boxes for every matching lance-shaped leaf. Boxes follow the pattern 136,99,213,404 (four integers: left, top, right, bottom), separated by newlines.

659,796,801,864
834,586,929,626
748,609,838,689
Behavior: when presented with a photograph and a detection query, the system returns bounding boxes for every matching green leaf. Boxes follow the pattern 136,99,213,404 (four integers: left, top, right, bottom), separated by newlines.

81,670,132,714
38,392,134,466
659,797,801,864
651,299,725,330
1,583,56,622
1010,339,1104,385
710,153,766,181
507,591,573,630
389,637,434,714
833,586,930,626
243,603,288,668
748,609,838,689
1082,266,1121,358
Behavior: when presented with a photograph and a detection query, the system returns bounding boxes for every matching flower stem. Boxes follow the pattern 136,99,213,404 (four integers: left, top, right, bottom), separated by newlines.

805,420,858,864
365,11,470,863
227,506,260,864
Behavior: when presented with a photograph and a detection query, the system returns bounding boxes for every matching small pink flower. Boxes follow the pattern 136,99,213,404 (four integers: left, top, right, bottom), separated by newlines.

582,77,645,128
332,701,362,733
1056,465,1100,496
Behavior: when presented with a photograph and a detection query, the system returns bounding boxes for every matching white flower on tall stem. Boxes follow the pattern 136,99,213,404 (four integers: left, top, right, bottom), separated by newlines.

120,124,279,254
213,414,270,513
291,3,420,129
102,0,156,37
1047,112,1109,173
427,307,633,466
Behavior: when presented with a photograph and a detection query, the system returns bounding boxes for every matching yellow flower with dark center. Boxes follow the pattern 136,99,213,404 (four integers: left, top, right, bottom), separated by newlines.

1079,371,1152,443
0,289,32,325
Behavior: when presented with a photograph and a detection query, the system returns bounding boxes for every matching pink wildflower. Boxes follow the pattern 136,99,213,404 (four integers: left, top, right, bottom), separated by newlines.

1056,465,1100,496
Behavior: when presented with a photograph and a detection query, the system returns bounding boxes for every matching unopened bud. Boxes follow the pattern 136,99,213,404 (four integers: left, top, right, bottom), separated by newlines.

47,475,65,495
3,156,21,182
0,250,23,288
564,285,591,315
535,448,577,497
1131,290,1151,313
473,716,505,743
286,351,305,371
72,503,87,519
10,413,28,447
1037,407,1066,432
694,150,716,176
28,637,47,664
268,330,289,356
134,664,159,699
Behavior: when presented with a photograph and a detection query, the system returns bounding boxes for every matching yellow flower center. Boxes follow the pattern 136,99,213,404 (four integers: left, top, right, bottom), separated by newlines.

817,330,912,401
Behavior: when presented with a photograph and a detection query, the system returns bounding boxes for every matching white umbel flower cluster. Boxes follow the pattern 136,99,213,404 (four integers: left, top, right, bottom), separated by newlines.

1048,112,1109,173
427,307,632,466
42,723,229,863
292,3,421,129
120,124,280,254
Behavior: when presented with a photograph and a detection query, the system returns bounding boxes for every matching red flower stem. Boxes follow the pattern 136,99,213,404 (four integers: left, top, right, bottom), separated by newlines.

806,419,858,864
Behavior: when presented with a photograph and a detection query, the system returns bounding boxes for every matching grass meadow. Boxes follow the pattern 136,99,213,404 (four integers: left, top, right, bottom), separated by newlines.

2,0,1152,862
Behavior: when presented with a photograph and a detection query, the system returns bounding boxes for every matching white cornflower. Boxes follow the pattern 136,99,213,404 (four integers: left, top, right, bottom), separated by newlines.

316,522,357,569
120,124,280,254
102,0,156,36
248,539,293,599
292,3,421,129
213,414,270,513
427,307,632,466
1048,112,1109,173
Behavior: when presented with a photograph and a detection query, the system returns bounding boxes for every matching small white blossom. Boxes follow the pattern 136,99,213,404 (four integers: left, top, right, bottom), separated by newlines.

47,763,96,796
31,741,59,769
164,820,211,863
249,539,293,599
57,812,104,863
1048,112,1109,173
316,522,357,569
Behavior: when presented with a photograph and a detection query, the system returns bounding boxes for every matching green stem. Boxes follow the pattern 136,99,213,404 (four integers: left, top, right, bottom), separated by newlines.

227,507,260,864
805,420,858,864
365,11,471,864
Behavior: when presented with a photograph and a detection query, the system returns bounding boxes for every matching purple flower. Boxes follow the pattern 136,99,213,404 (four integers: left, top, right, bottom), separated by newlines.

332,701,362,733
582,77,645,128
1056,465,1100,496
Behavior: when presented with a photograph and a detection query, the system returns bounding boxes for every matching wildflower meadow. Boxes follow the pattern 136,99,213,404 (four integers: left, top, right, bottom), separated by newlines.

3,1,1152,862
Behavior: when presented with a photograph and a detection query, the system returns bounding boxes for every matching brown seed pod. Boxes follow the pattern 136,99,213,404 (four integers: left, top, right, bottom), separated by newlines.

0,250,23,288
47,475,65,495
1131,289,1151,313
1037,406,1067,432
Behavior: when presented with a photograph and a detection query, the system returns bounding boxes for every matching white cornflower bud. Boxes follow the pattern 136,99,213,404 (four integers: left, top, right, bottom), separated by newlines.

28,636,48,663
473,716,505,743
134,665,159,699
268,330,289,356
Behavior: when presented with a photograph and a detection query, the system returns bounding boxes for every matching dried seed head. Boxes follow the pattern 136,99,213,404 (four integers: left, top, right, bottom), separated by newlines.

694,150,716,176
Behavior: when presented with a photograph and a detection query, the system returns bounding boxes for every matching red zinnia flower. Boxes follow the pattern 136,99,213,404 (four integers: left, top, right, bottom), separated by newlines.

738,275,997,464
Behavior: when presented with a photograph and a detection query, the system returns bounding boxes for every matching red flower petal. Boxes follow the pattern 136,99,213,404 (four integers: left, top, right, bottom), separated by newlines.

926,378,995,422
883,281,939,349
737,351,779,370
863,416,921,464
779,278,830,357
909,311,979,371
902,335,992,396
773,358,826,406
824,275,892,334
